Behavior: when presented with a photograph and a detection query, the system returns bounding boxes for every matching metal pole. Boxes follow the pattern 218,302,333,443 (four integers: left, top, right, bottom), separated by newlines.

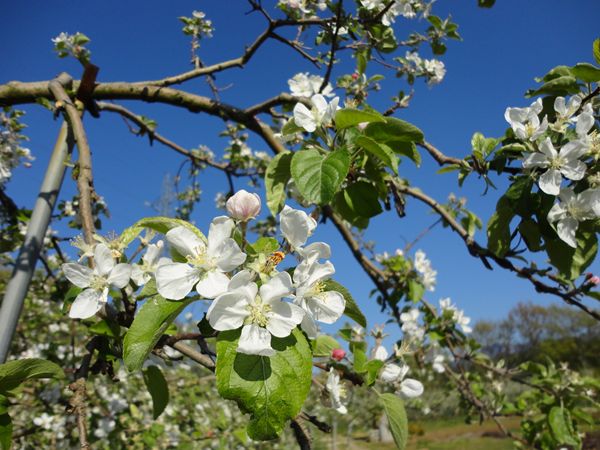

0,121,74,362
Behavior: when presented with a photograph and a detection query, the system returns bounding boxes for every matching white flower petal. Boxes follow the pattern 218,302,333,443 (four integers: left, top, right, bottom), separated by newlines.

560,160,586,181
62,263,93,288
293,103,316,132
107,263,131,289
228,270,256,290
206,292,249,330
380,363,402,383
539,138,557,159
94,244,115,276
305,290,345,324
69,289,105,319
207,216,235,255
560,140,587,160
130,266,149,286
237,324,275,356
576,112,594,137
260,271,294,304
280,206,317,249
538,168,562,195
266,302,304,337
155,263,200,300
300,314,319,339
297,241,331,260
399,378,424,398
547,202,566,224
196,270,230,299
166,226,206,258
522,152,549,169
557,217,578,248
214,239,246,272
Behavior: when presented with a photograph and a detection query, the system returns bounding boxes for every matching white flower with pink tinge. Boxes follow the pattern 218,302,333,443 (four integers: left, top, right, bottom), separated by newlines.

226,189,261,221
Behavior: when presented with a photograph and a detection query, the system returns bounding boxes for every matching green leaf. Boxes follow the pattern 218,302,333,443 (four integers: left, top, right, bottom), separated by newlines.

138,278,158,300
120,217,206,248
571,62,600,82
408,279,424,302
546,225,598,280
391,141,421,167
548,406,579,446
365,359,384,386
247,237,280,256
265,152,293,215
333,192,370,229
379,393,409,449
487,200,514,257
594,38,600,66
352,345,368,373
291,149,350,205
478,0,495,7
518,219,542,252
216,328,312,440
281,119,303,136
89,319,121,339
342,181,383,219
123,295,194,371
355,136,399,174
143,365,169,419
311,335,341,357
335,109,385,129
0,412,11,450
323,279,366,327
365,117,424,143
0,359,64,394
527,75,580,97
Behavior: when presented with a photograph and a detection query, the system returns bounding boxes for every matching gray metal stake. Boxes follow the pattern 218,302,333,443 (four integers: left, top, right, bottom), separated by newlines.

0,121,74,362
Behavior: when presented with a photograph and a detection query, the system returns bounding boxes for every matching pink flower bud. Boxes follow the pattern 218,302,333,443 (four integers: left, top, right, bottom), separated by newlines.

331,348,346,361
226,190,261,221
351,72,359,80
585,272,594,280
590,276,600,286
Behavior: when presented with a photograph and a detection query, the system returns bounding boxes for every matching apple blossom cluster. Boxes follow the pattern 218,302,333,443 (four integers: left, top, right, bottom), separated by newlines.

62,190,347,357
439,297,472,334
179,11,214,39
360,0,432,25
414,249,437,291
288,72,334,98
0,109,33,186
399,51,447,86
278,0,327,16
51,32,91,63
505,95,600,248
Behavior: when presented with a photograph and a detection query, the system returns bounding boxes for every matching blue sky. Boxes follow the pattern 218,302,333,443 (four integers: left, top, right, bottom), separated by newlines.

2,1,599,343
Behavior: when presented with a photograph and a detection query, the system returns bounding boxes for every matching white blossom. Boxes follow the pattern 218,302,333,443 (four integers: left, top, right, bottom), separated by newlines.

371,345,389,361
399,308,425,341
325,368,347,414
414,250,437,291
131,240,168,286
547,188,600,248
156,219,246,300
293,94,339,132
439,297,472,334
206,270,304,356
523,137,587,196
288,72,334,98
380,362,424,398
505,98,548,141
293,257,345,338
62,244,132,319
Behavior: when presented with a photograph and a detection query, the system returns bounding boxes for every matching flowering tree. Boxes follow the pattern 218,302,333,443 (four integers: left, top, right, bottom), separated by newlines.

0,1,599,449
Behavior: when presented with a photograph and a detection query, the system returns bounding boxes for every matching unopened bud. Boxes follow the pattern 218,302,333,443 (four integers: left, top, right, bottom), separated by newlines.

590,276,600,286
351,72,359,80
331,348,346,361
226,189,261,221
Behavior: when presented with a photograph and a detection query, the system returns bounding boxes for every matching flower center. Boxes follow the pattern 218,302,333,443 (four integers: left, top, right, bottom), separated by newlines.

89,275,108,291
549,156,564,170
246,296,272,327
306,281,326,299
186,247,215,270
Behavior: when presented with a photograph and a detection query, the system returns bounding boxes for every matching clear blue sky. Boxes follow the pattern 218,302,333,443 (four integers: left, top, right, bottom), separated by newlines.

2,1,599,342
